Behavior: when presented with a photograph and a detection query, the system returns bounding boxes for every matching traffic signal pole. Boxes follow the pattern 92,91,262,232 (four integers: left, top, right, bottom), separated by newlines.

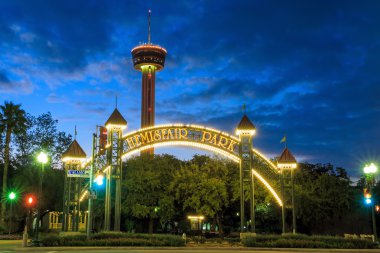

35,163,44,242
370,185,378,242
372,202,378,243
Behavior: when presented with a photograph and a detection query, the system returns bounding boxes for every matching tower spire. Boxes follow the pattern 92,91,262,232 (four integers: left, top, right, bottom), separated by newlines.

148,9,151,44
132,10,167,154
74,125,77,140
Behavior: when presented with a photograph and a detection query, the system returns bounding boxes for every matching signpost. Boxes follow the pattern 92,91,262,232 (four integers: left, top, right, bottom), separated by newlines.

67,170,90,178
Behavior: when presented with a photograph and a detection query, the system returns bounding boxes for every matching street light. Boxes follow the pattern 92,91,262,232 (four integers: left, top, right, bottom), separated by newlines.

37,152,48,164
35,151,48,242
364,163,378,243
364,163,378,174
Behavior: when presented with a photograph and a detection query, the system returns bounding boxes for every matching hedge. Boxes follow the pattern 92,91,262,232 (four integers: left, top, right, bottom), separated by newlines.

40,232,185,247
242,234,376,249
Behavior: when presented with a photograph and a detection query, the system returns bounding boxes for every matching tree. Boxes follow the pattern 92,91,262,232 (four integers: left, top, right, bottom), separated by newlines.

170,155,232,234
11,112,71,221
0,101,27,226
14,112,72,168
294,163,352,234
122,154,180,233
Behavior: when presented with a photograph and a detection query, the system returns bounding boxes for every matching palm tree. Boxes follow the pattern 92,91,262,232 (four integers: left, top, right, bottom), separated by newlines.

0,101,27,226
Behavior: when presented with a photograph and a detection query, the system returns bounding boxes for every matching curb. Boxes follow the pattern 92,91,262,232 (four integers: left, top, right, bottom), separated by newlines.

14,246,380,252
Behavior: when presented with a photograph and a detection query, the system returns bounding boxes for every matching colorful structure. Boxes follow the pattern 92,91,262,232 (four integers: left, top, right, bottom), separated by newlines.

103,108,127,231
74,116,294,234
131,10,166,154
277,147,297,234
236,114,256,233
62,139,87,232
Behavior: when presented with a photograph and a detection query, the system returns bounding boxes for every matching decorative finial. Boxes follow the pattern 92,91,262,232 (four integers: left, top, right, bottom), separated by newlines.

148,9,151,44
115,95,118,109
74,125,77,140
242,104,246,114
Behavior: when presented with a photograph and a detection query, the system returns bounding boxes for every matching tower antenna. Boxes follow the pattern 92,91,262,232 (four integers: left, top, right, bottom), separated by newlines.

148,9,151,44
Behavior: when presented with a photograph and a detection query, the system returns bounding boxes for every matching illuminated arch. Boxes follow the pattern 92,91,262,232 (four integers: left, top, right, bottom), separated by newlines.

119,124,283,207
121,141,240,162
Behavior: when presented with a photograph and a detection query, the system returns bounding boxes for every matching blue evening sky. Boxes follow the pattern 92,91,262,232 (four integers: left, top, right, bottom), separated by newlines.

1,0,380,177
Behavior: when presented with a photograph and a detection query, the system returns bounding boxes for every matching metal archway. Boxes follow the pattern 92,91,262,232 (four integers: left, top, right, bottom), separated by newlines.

79,123,282,233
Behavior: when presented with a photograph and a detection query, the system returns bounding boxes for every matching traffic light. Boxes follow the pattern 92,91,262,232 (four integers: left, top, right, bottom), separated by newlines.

375,205,380,213
364,188,372,205
99,126,107,155
25,194,36,208
94,172,105,186
8,192,16,200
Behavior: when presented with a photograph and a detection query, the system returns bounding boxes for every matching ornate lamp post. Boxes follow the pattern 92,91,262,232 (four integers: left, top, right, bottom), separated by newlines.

35,151,48,242
364,163,378,242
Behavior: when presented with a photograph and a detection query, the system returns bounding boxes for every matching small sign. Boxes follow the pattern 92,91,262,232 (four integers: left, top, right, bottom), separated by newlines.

67,170,90,178
89,189,97,199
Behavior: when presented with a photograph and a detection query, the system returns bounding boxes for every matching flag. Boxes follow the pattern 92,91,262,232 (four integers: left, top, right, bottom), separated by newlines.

280,136,286,143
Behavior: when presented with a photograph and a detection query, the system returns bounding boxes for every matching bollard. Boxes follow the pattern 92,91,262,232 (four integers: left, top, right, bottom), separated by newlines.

22,225,28,247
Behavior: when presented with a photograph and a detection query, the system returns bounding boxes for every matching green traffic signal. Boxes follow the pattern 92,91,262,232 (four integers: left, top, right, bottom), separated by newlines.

8,192,16,200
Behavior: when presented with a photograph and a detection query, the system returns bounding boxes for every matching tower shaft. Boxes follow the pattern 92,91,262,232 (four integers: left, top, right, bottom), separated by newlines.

141,66,156,154
131,11,166,155
141,66,156,128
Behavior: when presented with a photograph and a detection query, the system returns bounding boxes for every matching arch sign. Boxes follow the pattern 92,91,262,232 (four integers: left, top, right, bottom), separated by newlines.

122,124,240,162
120,124,282,207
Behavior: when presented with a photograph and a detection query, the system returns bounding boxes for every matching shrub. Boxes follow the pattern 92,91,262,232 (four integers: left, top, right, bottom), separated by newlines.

40,235,62,246
242,234,376,249
40,232,185,247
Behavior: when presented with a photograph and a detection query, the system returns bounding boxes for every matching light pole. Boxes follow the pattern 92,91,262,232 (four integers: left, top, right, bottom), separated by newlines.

8,191,16,235
87,133,96,239
35,151,48,242
364,163,378,243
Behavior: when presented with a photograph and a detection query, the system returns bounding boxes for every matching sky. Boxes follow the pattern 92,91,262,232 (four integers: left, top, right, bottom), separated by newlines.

0,0,380,177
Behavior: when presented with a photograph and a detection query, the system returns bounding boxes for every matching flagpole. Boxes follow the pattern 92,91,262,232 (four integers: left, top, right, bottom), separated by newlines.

285,135,287,149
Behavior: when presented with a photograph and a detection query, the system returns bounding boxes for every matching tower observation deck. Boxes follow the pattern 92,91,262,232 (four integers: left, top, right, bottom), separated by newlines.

131,10,167,154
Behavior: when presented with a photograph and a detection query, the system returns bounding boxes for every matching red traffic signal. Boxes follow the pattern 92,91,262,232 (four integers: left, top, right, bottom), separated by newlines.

25,195,36,207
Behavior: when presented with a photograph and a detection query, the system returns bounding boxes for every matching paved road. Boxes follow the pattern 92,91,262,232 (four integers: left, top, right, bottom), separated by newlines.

0,240,21,252
1,241,380,253
7,248,380,253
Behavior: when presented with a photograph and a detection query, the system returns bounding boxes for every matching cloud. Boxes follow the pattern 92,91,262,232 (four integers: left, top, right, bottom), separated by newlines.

0,70,33,94
46,93,68,104
1,0,379,178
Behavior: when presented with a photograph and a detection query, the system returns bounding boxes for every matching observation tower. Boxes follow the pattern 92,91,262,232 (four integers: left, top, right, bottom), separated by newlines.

131,10,167,154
